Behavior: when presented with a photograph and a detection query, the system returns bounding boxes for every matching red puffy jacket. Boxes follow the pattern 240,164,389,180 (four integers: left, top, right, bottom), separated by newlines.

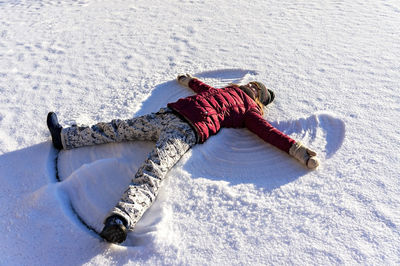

168,79,295,153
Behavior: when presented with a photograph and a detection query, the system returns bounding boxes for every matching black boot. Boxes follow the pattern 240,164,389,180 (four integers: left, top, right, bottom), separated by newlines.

100,215,128,244
46,112,63,150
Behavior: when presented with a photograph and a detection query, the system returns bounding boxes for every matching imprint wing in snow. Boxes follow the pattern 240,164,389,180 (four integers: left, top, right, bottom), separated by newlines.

57,140,184,246
272,112,346,159
57,141,154,245
183,112,345,189
194,69,259,88
57,141,153,181
58,158,134,233
135,69,258,116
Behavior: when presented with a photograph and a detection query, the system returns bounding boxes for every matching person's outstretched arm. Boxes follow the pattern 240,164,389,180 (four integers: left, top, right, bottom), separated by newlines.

244,110,319,169
177,74,214,94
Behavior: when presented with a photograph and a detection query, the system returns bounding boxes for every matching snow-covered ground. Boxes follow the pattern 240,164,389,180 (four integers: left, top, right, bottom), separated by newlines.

1,0,399,265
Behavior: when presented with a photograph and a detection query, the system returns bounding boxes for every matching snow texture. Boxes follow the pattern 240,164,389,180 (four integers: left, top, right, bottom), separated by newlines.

0,0,399,265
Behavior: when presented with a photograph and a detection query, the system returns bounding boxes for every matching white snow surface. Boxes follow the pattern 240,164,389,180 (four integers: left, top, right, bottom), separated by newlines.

1,0,399,265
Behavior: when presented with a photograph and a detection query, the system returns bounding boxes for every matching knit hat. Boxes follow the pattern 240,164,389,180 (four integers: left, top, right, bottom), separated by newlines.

240,82,275,106
252,82,275,106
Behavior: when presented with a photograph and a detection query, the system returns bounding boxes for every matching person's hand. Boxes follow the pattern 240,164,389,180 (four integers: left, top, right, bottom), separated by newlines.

289,142,320,169
177,73,194,87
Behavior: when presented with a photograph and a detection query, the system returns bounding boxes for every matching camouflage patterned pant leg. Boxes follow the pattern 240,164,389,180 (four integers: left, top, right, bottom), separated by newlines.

108,113,197,230
61,108,179,149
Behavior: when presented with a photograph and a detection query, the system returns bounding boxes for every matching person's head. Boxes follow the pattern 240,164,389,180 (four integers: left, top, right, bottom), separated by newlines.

239,81,275,107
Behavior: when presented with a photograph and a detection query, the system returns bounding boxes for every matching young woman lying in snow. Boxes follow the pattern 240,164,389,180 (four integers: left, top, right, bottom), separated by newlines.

46,74,320,244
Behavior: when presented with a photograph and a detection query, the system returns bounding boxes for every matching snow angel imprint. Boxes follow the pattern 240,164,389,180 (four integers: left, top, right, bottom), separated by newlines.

46,74,320,244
